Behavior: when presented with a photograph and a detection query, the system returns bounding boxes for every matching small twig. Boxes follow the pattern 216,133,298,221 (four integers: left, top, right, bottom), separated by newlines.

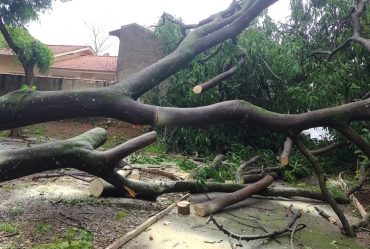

32,216,85,229
360,227,370,232
54,217,85,229
58,211,84,227
32,172,92,182
314,206,341,228
3,232,19,237
290,223,301,249
228,235,236,249
256,221,282,244
207,210,305,241
204,240,223,244
50,200,61,205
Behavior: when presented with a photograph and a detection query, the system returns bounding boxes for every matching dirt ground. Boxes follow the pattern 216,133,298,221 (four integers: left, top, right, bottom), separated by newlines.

22,119,147,149
0,170,184,248
0,120,175,248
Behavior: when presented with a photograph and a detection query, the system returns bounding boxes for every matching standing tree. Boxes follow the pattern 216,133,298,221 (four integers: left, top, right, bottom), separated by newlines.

2,0,370,237
85,21,116,55
0,26,54,86
0,0,67,137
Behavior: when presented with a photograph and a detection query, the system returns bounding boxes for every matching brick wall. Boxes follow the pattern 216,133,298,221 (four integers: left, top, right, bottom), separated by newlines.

114,24,165,81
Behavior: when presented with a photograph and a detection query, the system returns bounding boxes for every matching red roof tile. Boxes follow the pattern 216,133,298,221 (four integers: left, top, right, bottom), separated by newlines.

0,45,94,56
51,55,117,72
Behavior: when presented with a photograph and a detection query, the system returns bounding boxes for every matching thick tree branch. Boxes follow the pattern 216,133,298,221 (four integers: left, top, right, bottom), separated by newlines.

193,58,246,94
311,0,370,58
280,137,293,166
119,0,278,99
310,141,348,156
311,39,352,59
161,0,242,35
343,164,369,197
335,125,370,159
201,43,223,63
4,89,370,136
0,128,156,183
0,19,21,55
194,175,274,216
293,138,354,237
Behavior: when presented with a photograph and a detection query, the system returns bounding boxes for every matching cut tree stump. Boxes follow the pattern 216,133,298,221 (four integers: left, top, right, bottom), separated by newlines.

117,166,132,178
194,175,274,216
129,169,140,180
177,201,190,215
89,169,130,197
280,137,292,166
193,85,203,94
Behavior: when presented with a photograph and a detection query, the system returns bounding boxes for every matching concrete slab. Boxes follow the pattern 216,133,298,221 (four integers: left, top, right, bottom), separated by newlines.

124,194,369,249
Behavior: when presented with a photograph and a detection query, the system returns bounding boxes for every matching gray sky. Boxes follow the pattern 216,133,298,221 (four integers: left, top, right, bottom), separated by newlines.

27,0,290,56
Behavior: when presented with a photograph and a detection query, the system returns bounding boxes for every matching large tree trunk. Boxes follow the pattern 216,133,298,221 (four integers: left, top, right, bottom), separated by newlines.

23,64,35,87
8,127,24,138
8,61,36,139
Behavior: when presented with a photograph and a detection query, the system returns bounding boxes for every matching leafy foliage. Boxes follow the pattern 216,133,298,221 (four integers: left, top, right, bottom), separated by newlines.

33,228,94,249
145,1,366,176
0,223,18,234
0,0,70,26
1,27,54,73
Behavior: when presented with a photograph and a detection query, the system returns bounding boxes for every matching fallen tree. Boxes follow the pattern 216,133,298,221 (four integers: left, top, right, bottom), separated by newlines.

1,0,370,237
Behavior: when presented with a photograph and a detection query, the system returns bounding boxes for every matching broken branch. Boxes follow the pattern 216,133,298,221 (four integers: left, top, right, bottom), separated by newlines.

194,175,274,216
207,210,305,241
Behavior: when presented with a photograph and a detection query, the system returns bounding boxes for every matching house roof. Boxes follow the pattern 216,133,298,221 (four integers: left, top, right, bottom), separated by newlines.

0,48,14,56
48,45,96,56
51,55,117,72
0,45,96,56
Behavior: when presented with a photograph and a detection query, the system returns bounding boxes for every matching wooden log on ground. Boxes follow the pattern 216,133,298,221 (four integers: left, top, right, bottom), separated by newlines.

244,167,280,175
106,193,190,249
242,172,278,183
194,175,274,217
177,201,190,215
129,169,140,180
117,166,132,178
210,154,226,170
280,137,292,166
240,156,262,171
235,156,262,182
89,169,130,197
310,141,348,156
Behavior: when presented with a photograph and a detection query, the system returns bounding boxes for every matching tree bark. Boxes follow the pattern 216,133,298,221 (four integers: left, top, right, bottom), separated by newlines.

293,138,354,237
310,141,348,156
209,154,226,170
8,127,24,138
242,172,278,183
194,175,274,216
193,58,246,94
177,201,190,215
89,167,131,197
280,137,293,166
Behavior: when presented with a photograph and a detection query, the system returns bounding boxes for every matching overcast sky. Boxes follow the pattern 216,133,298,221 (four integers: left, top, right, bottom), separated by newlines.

27,0,290,56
